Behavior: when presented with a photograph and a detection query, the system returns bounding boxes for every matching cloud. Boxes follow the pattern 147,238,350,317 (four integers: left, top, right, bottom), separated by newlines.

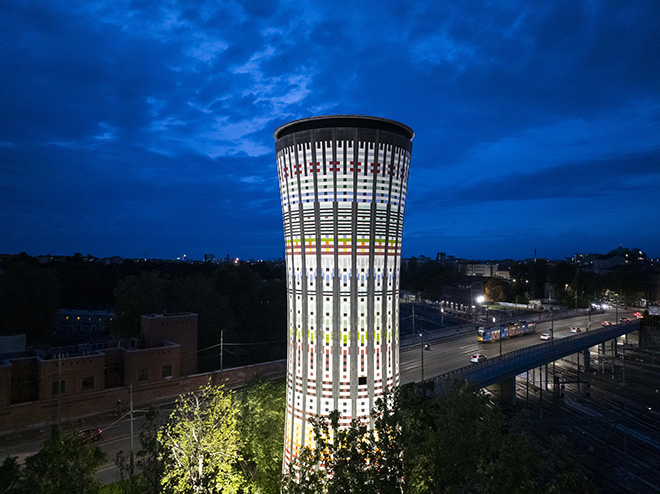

0,0,659,259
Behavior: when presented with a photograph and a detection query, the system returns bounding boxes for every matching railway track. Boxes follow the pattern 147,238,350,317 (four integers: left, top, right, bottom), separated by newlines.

512,352,660,492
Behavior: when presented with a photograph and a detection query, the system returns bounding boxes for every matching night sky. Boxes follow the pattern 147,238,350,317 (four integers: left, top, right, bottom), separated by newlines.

1,1,659,261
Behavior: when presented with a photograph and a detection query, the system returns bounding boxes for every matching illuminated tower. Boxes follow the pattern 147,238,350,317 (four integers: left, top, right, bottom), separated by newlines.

274,115,414,468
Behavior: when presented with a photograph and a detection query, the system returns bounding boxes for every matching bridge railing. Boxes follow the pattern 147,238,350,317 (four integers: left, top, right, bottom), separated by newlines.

399,308,595,350
431,320,640,390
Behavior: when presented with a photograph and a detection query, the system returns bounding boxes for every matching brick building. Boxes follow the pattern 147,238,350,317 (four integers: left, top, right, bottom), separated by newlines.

0,313,197,411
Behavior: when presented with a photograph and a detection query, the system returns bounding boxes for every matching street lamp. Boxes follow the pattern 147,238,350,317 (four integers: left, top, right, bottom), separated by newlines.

497,312,502,357
551,310,554,340
411,303,424,386
476,295,485,322
615,295,619,324
420,331,425,383
551,310,556,376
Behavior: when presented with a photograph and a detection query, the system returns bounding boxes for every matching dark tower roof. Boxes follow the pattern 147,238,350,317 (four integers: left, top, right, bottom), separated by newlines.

273,114,414,141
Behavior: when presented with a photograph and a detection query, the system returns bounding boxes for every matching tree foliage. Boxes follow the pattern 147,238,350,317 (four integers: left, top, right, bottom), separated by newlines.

399,383,595,494
0,259,61,340
158,383,243,494
484,278,505,302
115,406,165,494
13,424,106,494
0,455,21,494
282,391,404,494
234,379,286,493
283,384,594,494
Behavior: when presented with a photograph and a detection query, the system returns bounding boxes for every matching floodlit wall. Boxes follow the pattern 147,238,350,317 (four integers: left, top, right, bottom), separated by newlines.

274,115,414,468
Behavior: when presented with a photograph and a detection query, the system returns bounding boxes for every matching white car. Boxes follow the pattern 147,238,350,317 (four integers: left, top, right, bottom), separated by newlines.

570,327,581,333
470,354,487,363
540,333,552,340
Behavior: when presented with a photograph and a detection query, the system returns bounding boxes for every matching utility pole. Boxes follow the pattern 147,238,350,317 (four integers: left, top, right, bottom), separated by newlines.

420,330,424,384
539,366,543,420
414,306,424,383
615,296,619,324
220,329,224,372
57,353,62,425
551,310,554,340
130,384,134,476
612,339,615,381
622,337,626,386
499,327,502,357
552,311,556,376
577,351,580,394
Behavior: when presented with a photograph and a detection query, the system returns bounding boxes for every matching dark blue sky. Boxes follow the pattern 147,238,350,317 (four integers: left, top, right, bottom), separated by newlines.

1,1,659,261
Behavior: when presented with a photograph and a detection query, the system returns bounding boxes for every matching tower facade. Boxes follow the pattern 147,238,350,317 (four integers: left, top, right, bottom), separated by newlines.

274,115,414,468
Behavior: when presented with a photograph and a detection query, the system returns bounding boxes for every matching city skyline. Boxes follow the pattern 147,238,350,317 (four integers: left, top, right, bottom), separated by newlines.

1,2,659,261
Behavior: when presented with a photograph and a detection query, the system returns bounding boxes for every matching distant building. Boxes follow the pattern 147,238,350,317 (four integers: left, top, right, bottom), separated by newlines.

439,280,484,309
141,313,198,376
494,268,511,280
54,309,115,340
0,334,26,354
0,313,198,409
593,254,626,275
456,263,511,280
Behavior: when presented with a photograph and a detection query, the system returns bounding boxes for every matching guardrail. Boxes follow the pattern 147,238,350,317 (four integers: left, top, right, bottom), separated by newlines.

429,320,640,391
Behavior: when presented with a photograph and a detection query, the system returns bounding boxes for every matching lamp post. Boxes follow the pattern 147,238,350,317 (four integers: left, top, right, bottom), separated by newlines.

551,310,554,340
551,310,556,377
615,295,619,324
420,331,424,383
410,305,424,383
476,295,485,321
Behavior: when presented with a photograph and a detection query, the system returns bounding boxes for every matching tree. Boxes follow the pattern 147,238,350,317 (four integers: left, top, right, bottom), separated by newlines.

235,379,286,493
115,406,165,494
485,278,505,302
282,383,594,494
0,456,21,494
397,382,595,494
0,260,61,341
282,390,404,494
138,406,166,494
158,383,243,494
112,271,171,336
19,424,106,494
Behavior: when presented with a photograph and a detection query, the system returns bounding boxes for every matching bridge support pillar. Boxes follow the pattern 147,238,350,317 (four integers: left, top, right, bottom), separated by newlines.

488,376,516,406
582,349,590,372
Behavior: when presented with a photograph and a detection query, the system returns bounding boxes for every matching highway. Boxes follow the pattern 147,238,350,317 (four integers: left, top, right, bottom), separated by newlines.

399,308,638,384
0,407,157,485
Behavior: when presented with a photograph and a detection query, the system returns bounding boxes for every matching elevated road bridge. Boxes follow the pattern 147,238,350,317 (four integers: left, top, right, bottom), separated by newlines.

399,308,641,402
434,320,639,390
